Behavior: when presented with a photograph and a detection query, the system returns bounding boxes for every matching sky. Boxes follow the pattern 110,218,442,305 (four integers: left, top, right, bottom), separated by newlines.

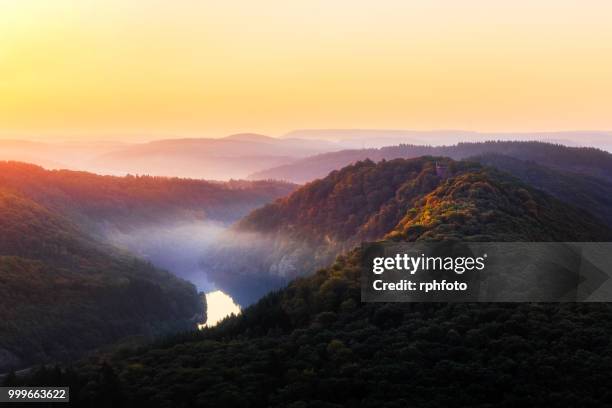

1,0,612,141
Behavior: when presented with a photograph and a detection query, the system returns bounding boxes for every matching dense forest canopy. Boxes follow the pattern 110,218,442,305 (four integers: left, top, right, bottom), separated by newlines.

0,186,204,372
206,155,611,304
249,141,612,184
469,153,612,228
0,162,298,372
236,157,610,270
15,155,612,407
0,161,296,231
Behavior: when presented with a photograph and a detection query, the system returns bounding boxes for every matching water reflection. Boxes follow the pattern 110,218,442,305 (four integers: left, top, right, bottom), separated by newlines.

200,290,241,328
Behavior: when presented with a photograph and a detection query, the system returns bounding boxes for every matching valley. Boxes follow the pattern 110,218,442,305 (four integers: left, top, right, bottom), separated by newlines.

0,162,294,371
7,144,611,407
2,139,612,406
4,2,612,405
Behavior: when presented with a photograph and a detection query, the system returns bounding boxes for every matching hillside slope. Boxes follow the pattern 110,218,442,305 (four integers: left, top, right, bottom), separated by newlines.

249,141,612,184
470,154,612,227
0,187,204,372
283,129,612,151
0,161,296,232
88,134,339,180
241,157,610,244
28,157,612,407
207,157,611,304
0,161,298,296
0,161,299,371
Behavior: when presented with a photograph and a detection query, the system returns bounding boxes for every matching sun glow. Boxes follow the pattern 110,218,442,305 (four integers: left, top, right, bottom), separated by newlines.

2,1,612,140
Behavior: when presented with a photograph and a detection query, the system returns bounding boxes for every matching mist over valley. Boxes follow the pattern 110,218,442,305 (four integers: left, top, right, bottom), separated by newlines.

3,130,611,181
2,136,612,379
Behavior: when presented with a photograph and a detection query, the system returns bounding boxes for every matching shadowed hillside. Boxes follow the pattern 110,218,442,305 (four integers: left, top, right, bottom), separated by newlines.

470,154,612,227
21,156,612,407
0,162,295,371
241,157,610,245
205,157,611,305
0,187,204,372
249,141,612,184
0,161,296,232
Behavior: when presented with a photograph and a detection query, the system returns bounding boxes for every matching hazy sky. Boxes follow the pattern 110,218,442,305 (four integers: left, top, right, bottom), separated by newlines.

1,1,612,141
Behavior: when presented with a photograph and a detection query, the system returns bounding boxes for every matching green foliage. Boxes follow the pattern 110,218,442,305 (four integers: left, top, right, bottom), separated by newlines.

230,157,611,300
238,158,481,272
471,153,612,227
392,168,612,242
21,249,612,407
241,156,611,246
0,160,296,230
0,161,296,370
0,175,206,371
10,155,612,406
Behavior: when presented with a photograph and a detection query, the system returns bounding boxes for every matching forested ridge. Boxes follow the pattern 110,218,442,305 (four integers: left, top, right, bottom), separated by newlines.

14,157,612,407
250,141,612,184
470,153,612,227
0,186,204,371
0,161,296,231
241,156,611,244
0,161,296,371
388,165,612,242
229,158,611,296
208,156,612,304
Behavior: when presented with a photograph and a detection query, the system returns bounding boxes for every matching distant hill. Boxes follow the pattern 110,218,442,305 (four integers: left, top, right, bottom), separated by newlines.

223,133,280,142
36,157,612,407
283,129,612,150
249,141,612,184
87,134,341,180
4,132,611,181
0,139,129,171
0,161,296,232
0,135,341,180
208,157,612,304
283,129,430,148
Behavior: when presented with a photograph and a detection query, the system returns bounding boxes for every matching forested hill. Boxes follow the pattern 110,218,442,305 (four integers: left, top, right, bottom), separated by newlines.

248,141,612,184
23,158,612,407
469,153,612,228
0,186,205,372
204,157,612,306
0,161,296,371
239,157,611,246
0,161,296,231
